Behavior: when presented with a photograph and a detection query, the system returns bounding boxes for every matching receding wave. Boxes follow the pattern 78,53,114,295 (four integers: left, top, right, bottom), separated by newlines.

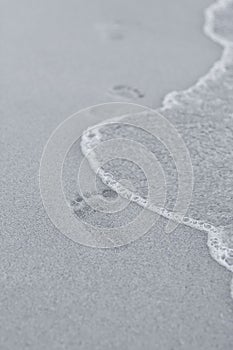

81,0,233,295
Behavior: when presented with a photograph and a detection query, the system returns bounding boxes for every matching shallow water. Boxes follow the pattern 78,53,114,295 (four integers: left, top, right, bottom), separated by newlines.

80,0,233,295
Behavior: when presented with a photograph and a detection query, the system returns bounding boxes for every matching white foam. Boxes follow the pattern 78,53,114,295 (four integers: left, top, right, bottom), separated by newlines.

81,0,233,297
162,0,233,109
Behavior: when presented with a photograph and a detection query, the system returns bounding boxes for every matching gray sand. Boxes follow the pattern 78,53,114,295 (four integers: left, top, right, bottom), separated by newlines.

1,0,233,349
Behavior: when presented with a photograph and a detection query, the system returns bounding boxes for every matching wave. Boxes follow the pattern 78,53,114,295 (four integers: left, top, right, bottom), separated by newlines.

81,0,233,295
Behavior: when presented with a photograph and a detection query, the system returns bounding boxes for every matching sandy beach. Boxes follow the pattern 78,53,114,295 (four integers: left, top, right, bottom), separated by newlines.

1,0,233,349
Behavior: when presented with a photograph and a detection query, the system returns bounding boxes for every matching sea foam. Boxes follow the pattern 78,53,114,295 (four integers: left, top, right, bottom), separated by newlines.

81,0,233,296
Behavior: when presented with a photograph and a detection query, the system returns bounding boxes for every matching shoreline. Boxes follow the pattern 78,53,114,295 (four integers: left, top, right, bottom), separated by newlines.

81,0,233,297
